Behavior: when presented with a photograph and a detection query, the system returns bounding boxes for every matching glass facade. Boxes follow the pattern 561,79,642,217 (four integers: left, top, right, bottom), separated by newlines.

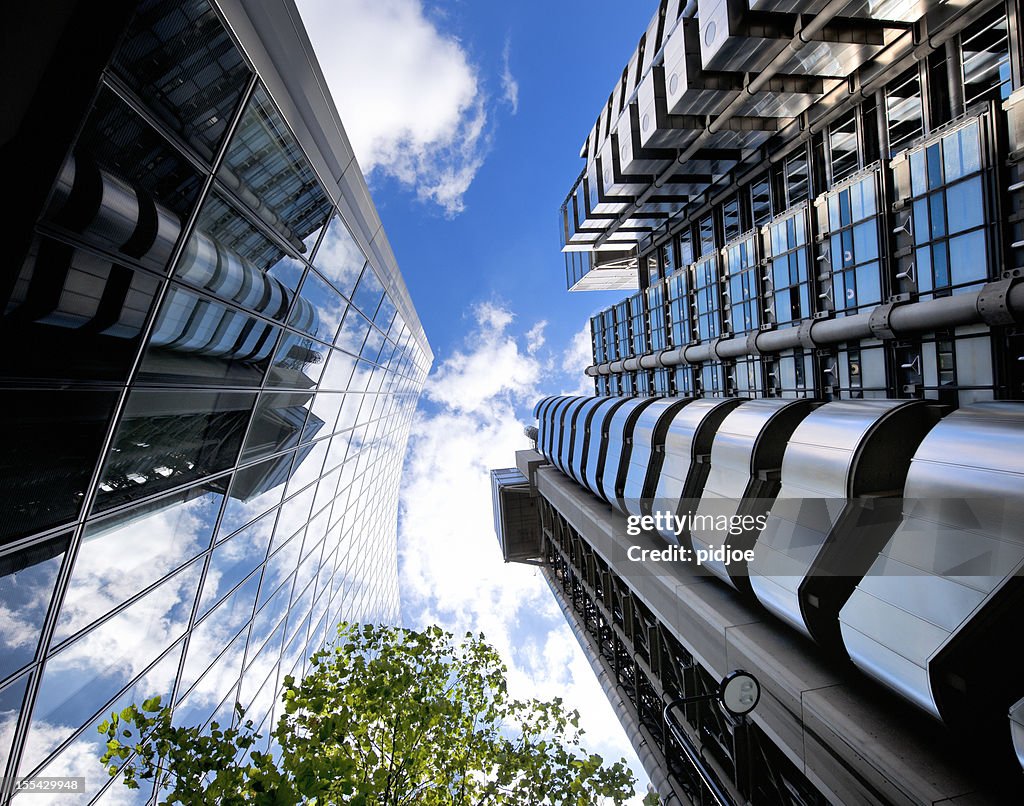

0,1,430,802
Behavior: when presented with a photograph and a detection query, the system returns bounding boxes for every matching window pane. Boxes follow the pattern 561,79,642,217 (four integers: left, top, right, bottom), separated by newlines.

55,488,222,643
351,265,385,319
111,0,252,162
0,536,70,679
219,85,333,253
312,216,366,298
43,87,203,271
1,392,118,544
1,238,162,383
218,460,288,537
140,285,282,386
95,390,255,511
178,191,306,316
22,564,199,772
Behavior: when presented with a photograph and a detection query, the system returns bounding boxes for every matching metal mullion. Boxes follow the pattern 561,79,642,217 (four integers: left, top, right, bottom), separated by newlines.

100,72,214,176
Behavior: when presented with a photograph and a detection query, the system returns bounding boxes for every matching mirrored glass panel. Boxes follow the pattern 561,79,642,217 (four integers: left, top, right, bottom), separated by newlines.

219,85,332,254
351,265,384,319
289,269,346,343
55,486,223,643
94,389,255,511
111,0,252,163
138,284,282,386
218,460,288,537
22,563,199,773
180,572,258,694
240,393,318,464
1,391,118,544
43,87,202,270
0,535,70,680
0,674,29,777
1,237,163,384
197,518,274,618
312,215,366,298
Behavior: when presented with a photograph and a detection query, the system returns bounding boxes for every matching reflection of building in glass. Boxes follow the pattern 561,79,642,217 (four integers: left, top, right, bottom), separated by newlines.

0,0,431,800
498,1,1024,804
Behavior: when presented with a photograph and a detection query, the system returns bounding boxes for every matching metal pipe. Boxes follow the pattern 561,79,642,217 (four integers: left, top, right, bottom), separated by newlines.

587,281,1024,375
662,701,736,806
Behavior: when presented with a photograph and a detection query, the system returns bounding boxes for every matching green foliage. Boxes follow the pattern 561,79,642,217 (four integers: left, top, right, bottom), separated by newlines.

99,622,659,805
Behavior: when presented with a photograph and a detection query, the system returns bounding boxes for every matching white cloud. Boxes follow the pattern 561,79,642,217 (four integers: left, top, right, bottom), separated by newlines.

297,0,490,216
397,303,648,801
560,323,596,395
525,320,547,354
425,304,540,414
501,38,519,114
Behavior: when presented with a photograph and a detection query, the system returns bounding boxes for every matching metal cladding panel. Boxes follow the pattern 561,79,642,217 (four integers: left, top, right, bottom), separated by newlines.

535,396,562,461
636,67,703,150
840,402,1024,721
582,397,630,492
620,399,692,516
600,134,650,197
638,2,665,77
837,0,955,22
550,396,584,474
775,399,912,496
690,399,813,586
699,0,782,73
557,397,592,475
599,398,657,506
586,158,631,217
1012,697,1024,770
664,20,737,118
567,397,610,483
617,105,672,176
749,399,934,640
652,398,742,538
533,395,559,420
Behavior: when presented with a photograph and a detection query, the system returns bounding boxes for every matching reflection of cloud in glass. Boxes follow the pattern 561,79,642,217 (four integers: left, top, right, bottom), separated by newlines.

197,519,274,618
21,570,196,774
0,538,67,680
313,215,367,299
19,641,182,790
55,492,219,643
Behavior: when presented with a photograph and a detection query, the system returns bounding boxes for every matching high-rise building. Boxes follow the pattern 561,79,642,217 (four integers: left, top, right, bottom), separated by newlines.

495,1,1024,803
0,0,431,801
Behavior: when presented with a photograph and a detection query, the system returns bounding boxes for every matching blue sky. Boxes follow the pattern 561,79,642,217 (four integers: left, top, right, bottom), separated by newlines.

296,0,655,799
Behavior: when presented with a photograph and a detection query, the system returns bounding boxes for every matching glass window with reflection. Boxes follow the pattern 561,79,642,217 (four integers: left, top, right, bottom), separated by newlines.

822,172,883,315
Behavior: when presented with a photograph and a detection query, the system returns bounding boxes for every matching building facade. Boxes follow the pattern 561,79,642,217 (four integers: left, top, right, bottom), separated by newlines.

0,0,430,801
496,1,1024,803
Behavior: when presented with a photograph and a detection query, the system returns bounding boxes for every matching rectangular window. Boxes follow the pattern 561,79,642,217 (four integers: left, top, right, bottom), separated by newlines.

829,110,859,183
693,256,722,342
751,178,772,227
903,120,991,295
961,7,1011,107
822,172,883,314
724,235,759,335
784,150,810,208
765,207,811,327
886,66,923,156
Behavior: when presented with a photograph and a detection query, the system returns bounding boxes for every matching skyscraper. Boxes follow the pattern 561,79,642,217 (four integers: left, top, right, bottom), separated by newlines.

495,1,1023,803
0,0,430,801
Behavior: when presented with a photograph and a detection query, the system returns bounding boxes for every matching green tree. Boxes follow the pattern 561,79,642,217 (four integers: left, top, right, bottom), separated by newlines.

99,623,658,805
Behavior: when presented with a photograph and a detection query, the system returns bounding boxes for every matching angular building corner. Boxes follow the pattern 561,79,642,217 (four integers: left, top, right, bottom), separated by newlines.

0,0,431,800
498,1,1024,804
